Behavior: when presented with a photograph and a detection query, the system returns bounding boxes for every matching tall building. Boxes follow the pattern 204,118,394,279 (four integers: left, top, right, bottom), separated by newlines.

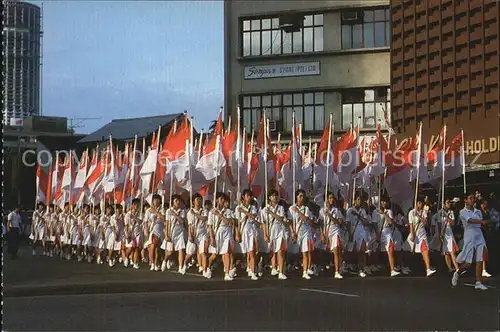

224,0,391,141
390,0,499,185
3,0,42,125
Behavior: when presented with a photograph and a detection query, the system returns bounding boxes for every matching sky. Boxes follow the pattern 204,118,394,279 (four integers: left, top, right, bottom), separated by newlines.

32,0,223,134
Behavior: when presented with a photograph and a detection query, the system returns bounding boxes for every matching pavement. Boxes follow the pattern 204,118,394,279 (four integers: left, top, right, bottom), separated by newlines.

3,245,500,331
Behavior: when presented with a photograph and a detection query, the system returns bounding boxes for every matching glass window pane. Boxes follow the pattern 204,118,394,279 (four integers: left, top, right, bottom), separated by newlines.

375,87,388,101
304,27,313,52
283,32,292,53
353,24,363,48
255,109,262,124
293,31,302,53
262,95,271,107
284,107,293,131
251,109,259,131
251,31,260,55
271,30,282,54
243,32,251,56
304,106,314,131
386,21,391,47
262,18,271,30
353,104,363,127
272,94,281,106
315,106,325,130
251,96,261,107
386,101,391,121
251,19,260,30
342,25,352,49
272,107,280,121
376,103,385,128
243,96,251,108
385,8,390,20
293,93,303,105
364,103,376,128
304,15,313,26
342,104,352,130
243,20,251,31
283,94,293,105
364,23,374,48
305,93,314,105
243,110,251,133
387,88,391,100
315,92,324,104
314,26,323,51
374,9,385,21
314,14,323,26
272,18,279,28
262,30,271,55
294,107,303,125
364,89,375,102
364,10,374,22
375,22,386,47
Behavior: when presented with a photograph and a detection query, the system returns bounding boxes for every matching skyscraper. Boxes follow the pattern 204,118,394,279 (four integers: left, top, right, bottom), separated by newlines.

3,0,42,125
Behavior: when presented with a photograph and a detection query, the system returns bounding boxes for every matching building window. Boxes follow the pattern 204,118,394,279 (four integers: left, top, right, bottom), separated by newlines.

341,8,390,49
242,92,325,133
341,88,390,130
242,14,324,57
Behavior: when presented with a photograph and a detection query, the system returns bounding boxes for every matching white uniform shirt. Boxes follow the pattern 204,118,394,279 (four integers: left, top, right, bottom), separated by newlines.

320,206,344,237
459,207,483,230
372,209,394,233
409,209,427,237
346,207,368,234
8,211,22,229
235,203,260,232
208,208,235,233
261,204,286,231
289,204,314,236
145,207,164,237
124,210,141,238
187,208,209,238
435,209,455,236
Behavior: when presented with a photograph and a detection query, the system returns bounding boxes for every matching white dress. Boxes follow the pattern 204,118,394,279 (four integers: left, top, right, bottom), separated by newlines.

58,212,69,244
88,215,99,248
261,204,288,253
372,209,395,252
320,207,345,251
143,208,164,247
346,207,370,252
208,208,235,255
110,213,125,251
35,211,47,241
161,208,187,251
289,204,315,253
429,209,458,253
456,207,487,263
81,215,93,247
235,203,260,254
70,214,81,246
187,208,209,254
391,214,406,251
97,215,111,249
124,211,143,249
404,209,429,253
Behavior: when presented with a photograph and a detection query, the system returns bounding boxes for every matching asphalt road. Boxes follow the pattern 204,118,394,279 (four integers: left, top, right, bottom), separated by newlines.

4,277,500,331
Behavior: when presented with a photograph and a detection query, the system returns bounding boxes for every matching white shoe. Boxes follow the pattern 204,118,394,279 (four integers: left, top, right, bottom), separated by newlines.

302,272,311,280
161,260,167,272
205,269,212,279
96,257,101,265
198,266,204,273
32,249,36,256
166,260,173,270
250,272,259,280
401,267,411,275
278,273,287,280
179,266,186,275
150,264,155,271
359,271,367,278
482,270,492,278
133,263,139,269
124,258,129,268
119,257,123,263
390,270,401,277
335,272,343,279
451,271,459,287
307,269,314,276
154,265,160,271
229,267,237,278
224,273,233,281
109,259,114,267
87,256,92,263
271,268,279,276
475,282,488,290
426,268,436,277
77,256,83,262
50,251,54,258
364,267,372,275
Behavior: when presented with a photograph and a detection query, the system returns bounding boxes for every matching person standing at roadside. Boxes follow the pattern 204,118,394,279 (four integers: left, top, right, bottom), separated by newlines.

7,205,23,258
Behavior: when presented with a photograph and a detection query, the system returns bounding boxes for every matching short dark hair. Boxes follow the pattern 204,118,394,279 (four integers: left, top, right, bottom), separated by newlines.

242,189,253,198
267,189,278,198
131,198,140,206
152,194,162,201
416,195,425,203
215,192,226,201
115,204,123,210
193,193,202,201
295,189,306,198
171,194,182,201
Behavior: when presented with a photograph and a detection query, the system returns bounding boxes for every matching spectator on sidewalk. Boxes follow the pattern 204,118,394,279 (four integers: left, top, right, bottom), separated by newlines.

7,206,22,259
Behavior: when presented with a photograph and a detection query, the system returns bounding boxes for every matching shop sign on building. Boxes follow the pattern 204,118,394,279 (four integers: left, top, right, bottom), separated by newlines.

244,61,320,80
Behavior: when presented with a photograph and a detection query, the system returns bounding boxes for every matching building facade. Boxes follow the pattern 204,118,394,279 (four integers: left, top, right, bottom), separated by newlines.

3,0,42,125
224,0,391,141
390,0,499,179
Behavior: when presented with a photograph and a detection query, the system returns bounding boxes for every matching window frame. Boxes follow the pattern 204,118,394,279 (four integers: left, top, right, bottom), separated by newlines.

241,13,324,57
240,91,326,133
340,7,391,50
341,87,391,130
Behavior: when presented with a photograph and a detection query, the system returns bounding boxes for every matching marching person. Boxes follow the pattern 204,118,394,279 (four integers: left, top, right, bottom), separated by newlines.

289,189,316,280
124,199,142,269
69,206,82,261
186,193,210,278
108,204,125,267
320,192,345,279
81,204,93,262
391,205,411,275
407,196,436,277
452,192,490,290
372,197,400,277
92,206,105,264
478,198,493,278
261,189,289,280
32,202,47,256
436,199,460,273
346,194,371,278
7,205,23,259
208,192,236,281
235,189,260,280
162,194,188,274
144,195,164,271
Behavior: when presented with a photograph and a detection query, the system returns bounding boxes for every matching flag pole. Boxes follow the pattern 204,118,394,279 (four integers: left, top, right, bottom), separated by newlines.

213,135,221,205
263,110,270,235
461,129,466,194
139,137,146,218
412,122,423,254
441,124,446,213
189,117,194,209
292,111,296,205
325,114,333,203
237,106,241,203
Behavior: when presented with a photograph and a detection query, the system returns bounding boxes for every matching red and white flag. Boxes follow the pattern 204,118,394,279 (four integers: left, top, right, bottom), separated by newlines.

444,131,465,182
